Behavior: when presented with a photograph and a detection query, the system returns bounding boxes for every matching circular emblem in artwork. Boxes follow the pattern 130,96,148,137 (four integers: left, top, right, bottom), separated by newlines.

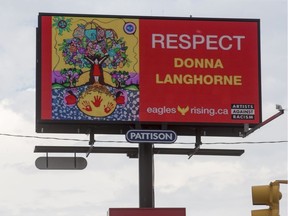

58,20,67,29
124,22,136,35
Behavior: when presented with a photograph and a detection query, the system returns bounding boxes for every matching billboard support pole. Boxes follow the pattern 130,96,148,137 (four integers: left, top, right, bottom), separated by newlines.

139,143,154,208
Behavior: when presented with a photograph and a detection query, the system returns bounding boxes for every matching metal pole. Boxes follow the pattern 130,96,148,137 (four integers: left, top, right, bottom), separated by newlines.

139,143,154,208
244,109,284,137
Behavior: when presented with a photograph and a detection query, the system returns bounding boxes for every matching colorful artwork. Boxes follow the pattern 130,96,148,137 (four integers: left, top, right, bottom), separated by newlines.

48,16,139,121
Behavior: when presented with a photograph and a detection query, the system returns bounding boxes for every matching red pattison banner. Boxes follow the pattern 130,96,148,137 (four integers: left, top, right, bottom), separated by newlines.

109,208,186,216
36,13,261,134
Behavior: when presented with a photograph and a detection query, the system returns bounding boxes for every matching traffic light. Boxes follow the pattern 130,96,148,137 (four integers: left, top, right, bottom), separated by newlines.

251,181,282,216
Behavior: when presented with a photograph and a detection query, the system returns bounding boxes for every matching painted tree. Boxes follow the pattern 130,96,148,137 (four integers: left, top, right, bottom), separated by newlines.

53,17,137,90
59,22,129,71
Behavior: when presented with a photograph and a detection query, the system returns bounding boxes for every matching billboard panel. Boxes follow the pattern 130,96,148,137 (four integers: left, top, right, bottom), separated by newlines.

36,13,261,136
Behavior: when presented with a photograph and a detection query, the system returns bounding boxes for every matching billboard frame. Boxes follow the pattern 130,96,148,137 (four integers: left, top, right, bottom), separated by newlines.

36,12,262,137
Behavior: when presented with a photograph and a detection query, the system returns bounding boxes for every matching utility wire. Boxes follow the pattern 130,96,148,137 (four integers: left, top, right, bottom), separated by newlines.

0,133,287,145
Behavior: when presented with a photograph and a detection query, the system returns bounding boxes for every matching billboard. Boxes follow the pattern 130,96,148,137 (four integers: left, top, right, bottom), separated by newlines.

36,13,261,136
109,208,186,216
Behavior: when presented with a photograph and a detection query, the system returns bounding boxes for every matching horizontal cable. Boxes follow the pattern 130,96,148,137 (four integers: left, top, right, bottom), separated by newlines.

0,133,287,145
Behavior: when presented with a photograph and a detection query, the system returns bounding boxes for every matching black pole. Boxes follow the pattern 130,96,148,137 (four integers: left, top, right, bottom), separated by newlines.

139,143,154,208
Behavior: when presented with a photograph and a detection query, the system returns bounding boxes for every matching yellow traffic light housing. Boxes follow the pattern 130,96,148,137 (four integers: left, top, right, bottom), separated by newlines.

251,180,287,216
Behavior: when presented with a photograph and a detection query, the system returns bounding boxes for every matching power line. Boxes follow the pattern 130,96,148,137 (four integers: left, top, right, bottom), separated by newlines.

0,133,287,145
0,133,89,142
203,141,287,145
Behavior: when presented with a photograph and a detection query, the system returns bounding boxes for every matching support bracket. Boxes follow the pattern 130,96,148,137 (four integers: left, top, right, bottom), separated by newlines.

86,132,95,157
243,106,285,137
188,129,202,159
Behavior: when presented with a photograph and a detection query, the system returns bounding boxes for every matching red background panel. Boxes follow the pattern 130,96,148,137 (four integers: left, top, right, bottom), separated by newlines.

109,208,186,216
139,19,260,124
40,16,52,119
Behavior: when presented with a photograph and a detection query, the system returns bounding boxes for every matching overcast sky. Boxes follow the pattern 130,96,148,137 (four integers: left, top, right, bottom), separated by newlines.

0,0,287,216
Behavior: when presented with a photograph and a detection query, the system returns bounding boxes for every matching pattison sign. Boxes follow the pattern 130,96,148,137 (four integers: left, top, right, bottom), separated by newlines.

126,130,177,143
